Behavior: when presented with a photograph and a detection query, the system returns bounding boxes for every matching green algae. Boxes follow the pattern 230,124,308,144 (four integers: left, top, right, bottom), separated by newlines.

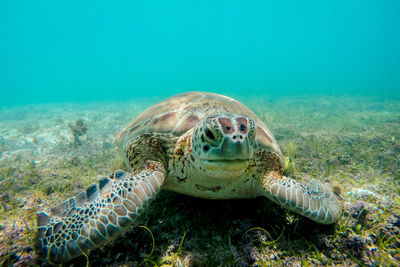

0,94,399,266
283,142,296,176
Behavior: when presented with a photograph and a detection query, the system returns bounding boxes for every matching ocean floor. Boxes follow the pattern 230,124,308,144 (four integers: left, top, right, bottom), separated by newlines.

0,94,399,266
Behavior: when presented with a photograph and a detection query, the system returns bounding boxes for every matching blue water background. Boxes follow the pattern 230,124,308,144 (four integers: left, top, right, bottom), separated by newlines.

1,0,399,106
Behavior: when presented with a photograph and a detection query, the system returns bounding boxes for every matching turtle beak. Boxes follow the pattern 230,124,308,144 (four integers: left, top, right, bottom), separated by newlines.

214,136,251,160
202,135,252,176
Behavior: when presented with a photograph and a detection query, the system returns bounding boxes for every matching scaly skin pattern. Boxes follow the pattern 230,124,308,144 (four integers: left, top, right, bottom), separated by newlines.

36,161,165,264
263,172,342,224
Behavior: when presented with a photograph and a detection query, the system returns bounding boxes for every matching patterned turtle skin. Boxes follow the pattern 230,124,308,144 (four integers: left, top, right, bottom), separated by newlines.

36,92,342,264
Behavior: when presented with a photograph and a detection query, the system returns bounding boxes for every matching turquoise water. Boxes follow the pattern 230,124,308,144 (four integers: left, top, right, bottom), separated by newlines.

1,0,399,106
1,2,400,265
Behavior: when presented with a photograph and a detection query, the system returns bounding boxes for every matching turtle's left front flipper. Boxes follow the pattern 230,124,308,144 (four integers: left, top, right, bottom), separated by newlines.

262,173,342,224
36,161,165,264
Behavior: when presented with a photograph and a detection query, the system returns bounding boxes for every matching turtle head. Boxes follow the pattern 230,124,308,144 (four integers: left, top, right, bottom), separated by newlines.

192,114,256,177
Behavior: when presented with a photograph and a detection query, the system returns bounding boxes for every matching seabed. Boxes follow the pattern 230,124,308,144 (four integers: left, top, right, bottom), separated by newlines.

0,94,399,266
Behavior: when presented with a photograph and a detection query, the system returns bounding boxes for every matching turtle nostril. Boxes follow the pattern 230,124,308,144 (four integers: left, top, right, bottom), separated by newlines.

232,135,244,141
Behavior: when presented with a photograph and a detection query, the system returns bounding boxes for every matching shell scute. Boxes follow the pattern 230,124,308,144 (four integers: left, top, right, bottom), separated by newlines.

150,112,182,133
256,126,273,146
172,114,200,134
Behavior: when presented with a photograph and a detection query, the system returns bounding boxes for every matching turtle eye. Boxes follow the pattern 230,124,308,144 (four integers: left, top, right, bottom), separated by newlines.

203,127,220,146
205,128,215,140
248,127,256,141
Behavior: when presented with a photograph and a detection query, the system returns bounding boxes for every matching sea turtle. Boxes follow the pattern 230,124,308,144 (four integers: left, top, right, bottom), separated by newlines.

36,92,342,263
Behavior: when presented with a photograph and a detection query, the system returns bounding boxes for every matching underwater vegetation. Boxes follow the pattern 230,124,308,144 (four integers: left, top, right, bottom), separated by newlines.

68,118,89,146
283,142,296,176
0,95,399,266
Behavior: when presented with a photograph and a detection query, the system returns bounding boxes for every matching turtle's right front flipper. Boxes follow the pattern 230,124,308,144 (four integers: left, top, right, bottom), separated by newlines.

262,173,342,224
36,161,165,264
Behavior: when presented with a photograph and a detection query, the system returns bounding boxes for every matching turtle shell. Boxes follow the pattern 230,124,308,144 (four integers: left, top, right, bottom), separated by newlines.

115,91,283,161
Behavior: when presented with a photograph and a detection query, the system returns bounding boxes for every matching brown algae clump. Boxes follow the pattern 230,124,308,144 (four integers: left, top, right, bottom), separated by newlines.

68,118,89,146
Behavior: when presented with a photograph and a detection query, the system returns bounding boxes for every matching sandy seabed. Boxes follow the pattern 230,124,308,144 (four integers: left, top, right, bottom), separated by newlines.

0,94,399,266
